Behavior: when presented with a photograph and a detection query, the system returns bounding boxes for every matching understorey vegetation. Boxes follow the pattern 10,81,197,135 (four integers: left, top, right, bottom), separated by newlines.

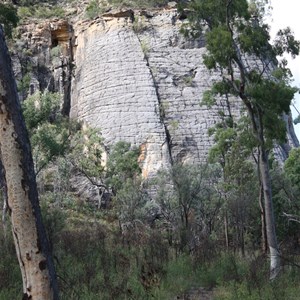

0,0,300,299
0,90,299,299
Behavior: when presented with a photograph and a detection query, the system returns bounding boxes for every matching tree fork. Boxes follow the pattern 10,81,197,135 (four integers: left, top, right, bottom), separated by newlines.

0,27,59,299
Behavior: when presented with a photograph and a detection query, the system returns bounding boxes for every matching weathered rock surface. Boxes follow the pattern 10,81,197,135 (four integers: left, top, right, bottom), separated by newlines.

12,19,73,113
71,15,173,177
70,9,298,176
70,10,231,176
13,8,299,178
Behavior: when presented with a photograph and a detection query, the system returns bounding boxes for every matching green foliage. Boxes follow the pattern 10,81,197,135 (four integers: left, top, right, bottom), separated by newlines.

108,0,169,9
284,148,300,189
270,162,300,242
132,16,148,33
34,5,65,19
2,221,300,299
31,121,74,173
247,0,271,20
182,3,299,268
85,0,106,20
22,91,61,131
169,119,179,132
18,4,65,19
154,163,223,252
0,230,22,298
22,91,84,175
245,73,297,144
214,263,300,300
153,255,202,298
184,0,299,148
0,3,19,38
115,178,148,224
68,126,104,179
50,45,62,58
140,39,150,58
274,27,300,58
205,26,236,69
17,6,33,19
17,72,31,94
179,0,249,37
106,141,141,192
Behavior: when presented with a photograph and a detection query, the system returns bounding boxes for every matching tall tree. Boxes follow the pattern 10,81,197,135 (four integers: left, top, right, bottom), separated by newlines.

0,27,59,299
182,0,299,279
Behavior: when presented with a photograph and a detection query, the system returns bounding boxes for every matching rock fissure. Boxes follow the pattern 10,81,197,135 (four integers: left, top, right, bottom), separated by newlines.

136,30,174,166
11,9,298,179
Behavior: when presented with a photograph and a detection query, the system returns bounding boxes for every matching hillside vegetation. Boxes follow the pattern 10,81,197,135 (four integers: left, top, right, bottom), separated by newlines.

0,0,300,299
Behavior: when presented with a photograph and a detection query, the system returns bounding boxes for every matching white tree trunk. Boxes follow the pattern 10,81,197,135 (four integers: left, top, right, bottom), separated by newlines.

259,145,281,280
0,27,58,299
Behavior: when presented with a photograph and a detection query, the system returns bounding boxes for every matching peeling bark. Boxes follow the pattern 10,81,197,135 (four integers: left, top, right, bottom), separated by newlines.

0,27,59,299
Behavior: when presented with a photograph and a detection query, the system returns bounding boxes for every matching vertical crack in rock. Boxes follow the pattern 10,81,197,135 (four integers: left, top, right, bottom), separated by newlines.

70,16,172,178
135,31,174,166
50,21,75,116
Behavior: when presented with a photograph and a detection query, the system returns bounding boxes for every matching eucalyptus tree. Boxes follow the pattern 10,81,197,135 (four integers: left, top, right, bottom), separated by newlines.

208,116,260,254
0,27,59,299
181,0,299,278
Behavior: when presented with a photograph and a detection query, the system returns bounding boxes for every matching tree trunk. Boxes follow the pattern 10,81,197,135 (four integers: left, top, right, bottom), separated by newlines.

0,27,59,299
224,211,229,250
244,101,281,279
258,145,281,279
0,160,8,237
259,182,268,254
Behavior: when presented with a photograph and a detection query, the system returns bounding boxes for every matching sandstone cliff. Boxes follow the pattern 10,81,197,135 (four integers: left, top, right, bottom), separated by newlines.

12,8,299,178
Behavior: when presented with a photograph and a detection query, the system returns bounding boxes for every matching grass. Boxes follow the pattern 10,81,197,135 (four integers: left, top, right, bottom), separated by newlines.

1,205,300,299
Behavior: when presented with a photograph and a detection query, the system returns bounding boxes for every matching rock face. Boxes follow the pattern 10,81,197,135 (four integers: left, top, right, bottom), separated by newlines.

13,8,299,177
70,9,299,175
12,19,73,114
71,14,173,177
70,9,232,176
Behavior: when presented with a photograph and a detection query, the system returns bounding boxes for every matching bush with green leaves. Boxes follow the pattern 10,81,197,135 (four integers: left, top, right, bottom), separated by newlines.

284,148,300,189
108,0,169,9
153,163,224,252
17,72,31,94
22,91,61,130
270,157,300,244
85,0,107,20
17,6,33,19
106,141,141,193
22,92,88,173
0,3,19,38
33,5,65,19
67,126,104,180
115,178,148,225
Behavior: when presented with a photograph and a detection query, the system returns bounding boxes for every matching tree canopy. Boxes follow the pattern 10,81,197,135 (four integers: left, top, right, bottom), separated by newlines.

181,0,299,279
0,3,18,38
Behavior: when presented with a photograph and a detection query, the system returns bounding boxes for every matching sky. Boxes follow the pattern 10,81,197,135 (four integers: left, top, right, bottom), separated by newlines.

268,0,300,140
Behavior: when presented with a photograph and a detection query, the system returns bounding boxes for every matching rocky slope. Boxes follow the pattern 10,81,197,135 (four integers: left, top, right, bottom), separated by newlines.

12,7,299,178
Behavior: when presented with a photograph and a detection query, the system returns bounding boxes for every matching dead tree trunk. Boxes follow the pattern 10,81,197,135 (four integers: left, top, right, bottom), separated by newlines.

0,27,59,299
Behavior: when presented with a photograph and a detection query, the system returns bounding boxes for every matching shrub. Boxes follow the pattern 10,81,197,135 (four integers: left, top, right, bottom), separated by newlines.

0,228,22,298
17,72,31,94
17,6,33,19
50,45,62,58
33,5,65,19
85,0,107,20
